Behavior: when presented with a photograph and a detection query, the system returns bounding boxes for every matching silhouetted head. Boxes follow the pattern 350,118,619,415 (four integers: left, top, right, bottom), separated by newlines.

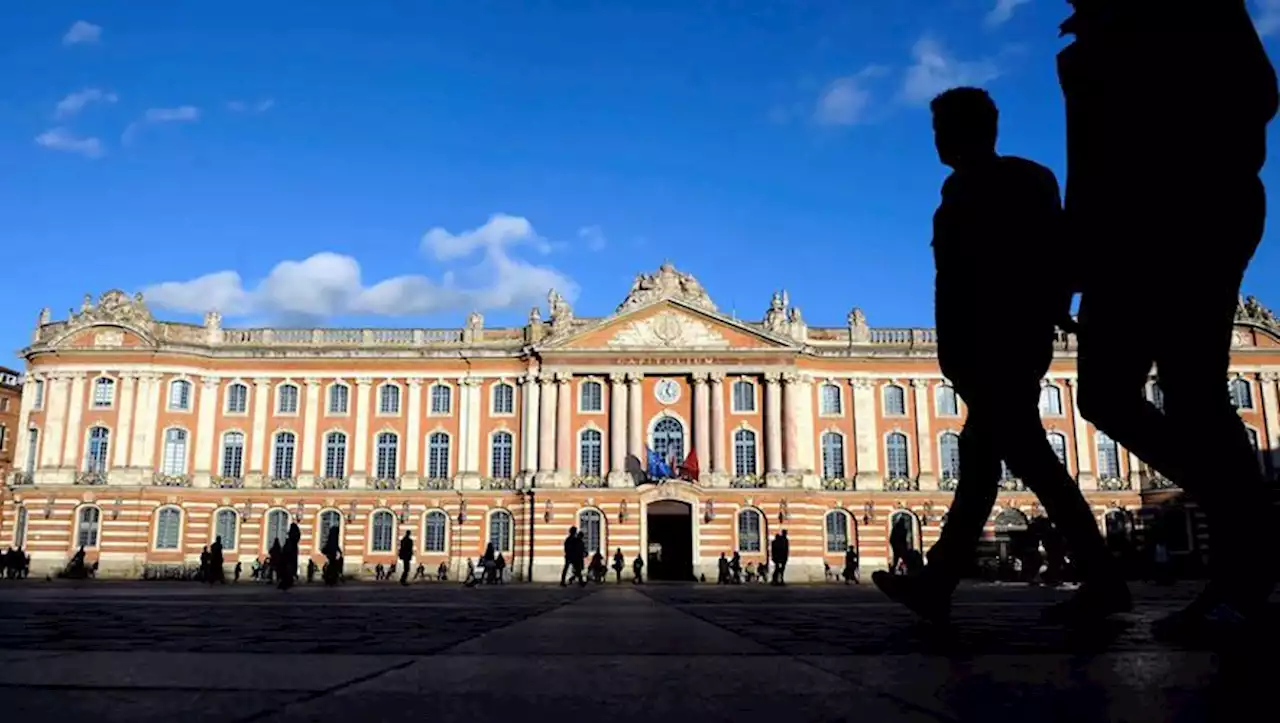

568,526,577,536
930,87,998,169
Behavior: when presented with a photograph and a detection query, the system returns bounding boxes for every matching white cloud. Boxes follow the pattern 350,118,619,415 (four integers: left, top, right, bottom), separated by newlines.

34,127,104,158
578,225,607,251
1255,0,1280,35
229,99,275,114
901,37,1001,106
814,67,887,126
63,21,101,46
55,88,118,119
985,0,1031,27
122,106,201,144
143,214,578,325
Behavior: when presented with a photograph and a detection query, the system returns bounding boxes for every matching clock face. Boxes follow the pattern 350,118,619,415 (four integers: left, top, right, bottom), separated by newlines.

654,378,681,405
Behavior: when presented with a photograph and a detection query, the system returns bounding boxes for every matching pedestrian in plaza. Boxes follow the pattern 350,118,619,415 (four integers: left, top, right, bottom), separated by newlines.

770,531,789,585
872,86,1125,626
612,548,625,583
198,545,211,582
730,551,742,584
888,517,910,575
844,546,860,585
717,553,731,584
209,536,225,584
560,527,579,587
632,553,644,584
278,523,301,590
233,561,242,582
398,530,414,586
322,527,342,586
306,559,317,583
1058,0,1277,639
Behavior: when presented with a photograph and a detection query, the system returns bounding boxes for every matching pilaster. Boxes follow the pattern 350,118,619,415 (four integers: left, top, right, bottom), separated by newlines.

708,372,728,485
352,378,372,486
536,376,557,484
129,373,162,474
520,373,540,482
459,376,483,487
764,371,784,484
1260,371,1280,474
851,378,880,489
60,373,87,468
300,378,321,486
554,373,573,486
11,374,37,476
40,374,70,469
112,373,137,469
691,371,711,485
404,378,423,486
247,378,272,486
627,373,645,482
607,372,631,487
1066,379,1096,489
911,379,937,490
192,377,219,488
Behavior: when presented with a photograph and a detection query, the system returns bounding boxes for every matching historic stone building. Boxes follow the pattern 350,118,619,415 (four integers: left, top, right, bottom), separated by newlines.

0,367,21,478
2,264,1279,581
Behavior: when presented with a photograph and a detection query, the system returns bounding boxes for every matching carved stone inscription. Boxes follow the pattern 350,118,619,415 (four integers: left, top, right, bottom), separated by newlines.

607,310,730,349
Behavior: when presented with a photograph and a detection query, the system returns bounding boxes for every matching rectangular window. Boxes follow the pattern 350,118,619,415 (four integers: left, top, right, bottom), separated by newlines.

33,380,45,409
25,429,38,474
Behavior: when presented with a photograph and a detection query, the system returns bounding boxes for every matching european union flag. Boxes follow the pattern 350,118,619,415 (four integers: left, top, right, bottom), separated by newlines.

647,446,672,480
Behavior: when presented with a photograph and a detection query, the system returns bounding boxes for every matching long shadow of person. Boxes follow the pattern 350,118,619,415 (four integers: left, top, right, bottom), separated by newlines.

872,86,1128,627
1058,0,1278,641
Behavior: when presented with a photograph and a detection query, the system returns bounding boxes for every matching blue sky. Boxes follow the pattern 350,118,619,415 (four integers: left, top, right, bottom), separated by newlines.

4,1,1280,368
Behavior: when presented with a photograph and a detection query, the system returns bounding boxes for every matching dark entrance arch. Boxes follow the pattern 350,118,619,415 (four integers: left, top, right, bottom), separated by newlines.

993,508,1030,581
646,500,693,581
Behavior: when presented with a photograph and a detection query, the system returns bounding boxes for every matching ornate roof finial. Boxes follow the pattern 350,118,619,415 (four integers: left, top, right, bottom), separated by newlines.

616,262,717,314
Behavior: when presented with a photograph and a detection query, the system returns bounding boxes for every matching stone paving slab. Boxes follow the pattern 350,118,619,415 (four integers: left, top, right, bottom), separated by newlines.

7,690,306,723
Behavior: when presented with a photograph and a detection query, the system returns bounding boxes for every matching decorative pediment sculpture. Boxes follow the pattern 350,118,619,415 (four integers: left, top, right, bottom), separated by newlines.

547,288,575,338
762,290,789,335
66,290,154,333
1236,295,1278,329
847,307,870,343
607,310,731,349
616,262,718,314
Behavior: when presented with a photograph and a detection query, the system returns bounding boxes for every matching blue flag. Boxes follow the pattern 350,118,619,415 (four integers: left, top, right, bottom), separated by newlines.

647,446,672,480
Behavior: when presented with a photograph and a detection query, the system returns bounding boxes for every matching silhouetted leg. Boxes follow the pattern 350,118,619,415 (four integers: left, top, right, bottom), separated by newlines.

925,405,1001,591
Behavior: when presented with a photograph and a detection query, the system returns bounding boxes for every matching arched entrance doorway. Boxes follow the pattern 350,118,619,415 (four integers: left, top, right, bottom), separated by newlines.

993,508,1030,581
646,500,693,581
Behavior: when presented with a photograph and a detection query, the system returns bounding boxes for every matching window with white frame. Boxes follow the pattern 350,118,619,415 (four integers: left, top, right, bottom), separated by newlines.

266,509,290,550
318,510,341,550
939,432,960,482
169,379,192,411
376,432,399,479
160,428,187,476
323,432,347,479
427,432,450,479
737,509,763,553
883,384,906,416
77,506,101,548
731,379,756,413
1039,385,1063,416
821,431,845,480
580,380,603,412
489,510,513,552
492,382,515,415
85,427,110,473
277,384,299,414
14,506,28,549
885,432,910,478
221,431,245,478
215,509,238,548
1096,431,1120,478
825,511,851,553
379,384,401,415
429,384,451,415
272,432,297,479
819,383,842,415
24,429,37,474
371,510,395,552
328,384,349,414
33,379,45,409
92,377,115,408
1229,378,1253,410
155,507,182,550
491,431,514,478
1047,432,1068,467
936,385,959,417
579,429,603,476
578,509,603,554
226,383,249,414
424,510,447,552
733,428,757,478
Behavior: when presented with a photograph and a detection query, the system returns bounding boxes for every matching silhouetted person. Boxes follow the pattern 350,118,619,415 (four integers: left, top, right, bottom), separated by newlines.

278,523,301,590
398,531,414,586
234,561,242,582
729,551,742,584
873,87,1125,626
306,559,317,583
199,545,211,582
209,536,225,584
560,526,578,587
718,553,730,584
1059,0,1278,639
322,527,342,586
888,517,910,575
612,548,625,583
770,531,789,585
268,539,283,583
844,546,860,584
632,554,644,584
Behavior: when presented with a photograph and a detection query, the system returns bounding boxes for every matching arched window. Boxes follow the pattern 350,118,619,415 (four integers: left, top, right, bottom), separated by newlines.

424,510,447,552
160,428,187,476
733,429,757,477
370,510,395,552
214,509,238,548
821,432,845,479
579,429,603,476
885,432,910,478
825,510,851,553
819,384,842,415
427,432,449,479
652,417,684,463
580,380,603,412
1096,431,1120,478
379,384,401,414
77,506,101,548
936,385,959,417
1047,432,1068,467
14,506,28,549
492,382,515,415
491,431,514,478
578,509,603,554
272,432,297,479
732,379,756,413
317,510,341,550
265,509,290,550
1229,378,1253,410
1039,385,1063,416
220,431,245,478
328,383,349,414
889,511,918,550
277,383,299,414
92,377,115,408
155,506,182,550
429,384,451,415
376,432,399,479
1149,381,1165,413
939,432,960,482
489,510,513,552
85,427,110,473
168,379,192,411
323,432,347,479
883,384,906,416
737,508,763,553
226,382,248,414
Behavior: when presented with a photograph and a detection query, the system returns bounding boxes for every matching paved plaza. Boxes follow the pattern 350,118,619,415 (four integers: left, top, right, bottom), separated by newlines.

0,580,1276,722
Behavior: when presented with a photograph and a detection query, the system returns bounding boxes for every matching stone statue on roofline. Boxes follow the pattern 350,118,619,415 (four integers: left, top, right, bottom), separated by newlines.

1237,295,1278,328
615,262,718,313
847,307,870,343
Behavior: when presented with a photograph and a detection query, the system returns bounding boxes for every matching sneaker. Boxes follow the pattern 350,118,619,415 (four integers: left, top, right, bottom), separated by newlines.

871,570,951,624
1040,579,1132,626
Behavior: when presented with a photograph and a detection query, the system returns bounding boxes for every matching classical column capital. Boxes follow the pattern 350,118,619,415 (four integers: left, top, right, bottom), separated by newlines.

1261,371,1280,382
539,375,556,389
252,377,273,388
1064,378,1079,389
118,371,139,382
851,378,874,390
554,372,572,385
461,376,484,388
764,371,782,384
781,371,799,385
608,372,627,384
305,377,323,388
519,373,538,386
405,378,423,389
626,372,645,384
355,377,374,387
910,378,930,389
200,376,221,389
690,371,709,384
708,371,725,384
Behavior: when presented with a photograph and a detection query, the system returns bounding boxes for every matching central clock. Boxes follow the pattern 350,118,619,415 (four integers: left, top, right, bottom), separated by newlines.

654,378,681,405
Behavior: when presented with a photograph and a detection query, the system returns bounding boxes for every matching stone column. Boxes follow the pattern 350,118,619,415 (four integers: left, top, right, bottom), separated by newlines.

764,372,784,482
193,376,219,487
460,377,483,487
627,373,645,475
1260,372,1280,474
60,373,87,469
403,379,423,487
692,372,710,484
851,378,880,489
795,373,818,488
300,378,321,486
352,378,372,486
911,379,937,490
781,372,802,478
536,376,557,484
607,372,630,487
555,373,573,484
128,374,161,477
40,374,70,471
521,374,541,481
1126,448,1142,487
709,372,727,479
247,378,271,485
111,373,137,470
10,375,38,478
1066,379,1096,489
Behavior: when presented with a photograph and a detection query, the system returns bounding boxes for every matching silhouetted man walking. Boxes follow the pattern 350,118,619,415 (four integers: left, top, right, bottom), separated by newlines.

1059,1,1278,638
398,531,414,586
873,87,1127,625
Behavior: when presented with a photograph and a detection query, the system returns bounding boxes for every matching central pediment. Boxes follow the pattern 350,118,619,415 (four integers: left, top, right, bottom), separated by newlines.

607,309,731,349
540,299,795,352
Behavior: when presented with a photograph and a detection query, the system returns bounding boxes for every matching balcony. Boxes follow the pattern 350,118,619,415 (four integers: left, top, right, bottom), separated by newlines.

422,477,452,490
153,473,192,488
75,471,108,486
998,478,1027,492
883,477,918,492
212,476,244,489
267,477,298,490
482,477,518,490
1145,474,1178,491
1098,476,1132,491
372,477,401,491
939,477,959,492
10,471,33,486
317,477,349,490
820,477,855,491
731,475,766,489
573,475,605,489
